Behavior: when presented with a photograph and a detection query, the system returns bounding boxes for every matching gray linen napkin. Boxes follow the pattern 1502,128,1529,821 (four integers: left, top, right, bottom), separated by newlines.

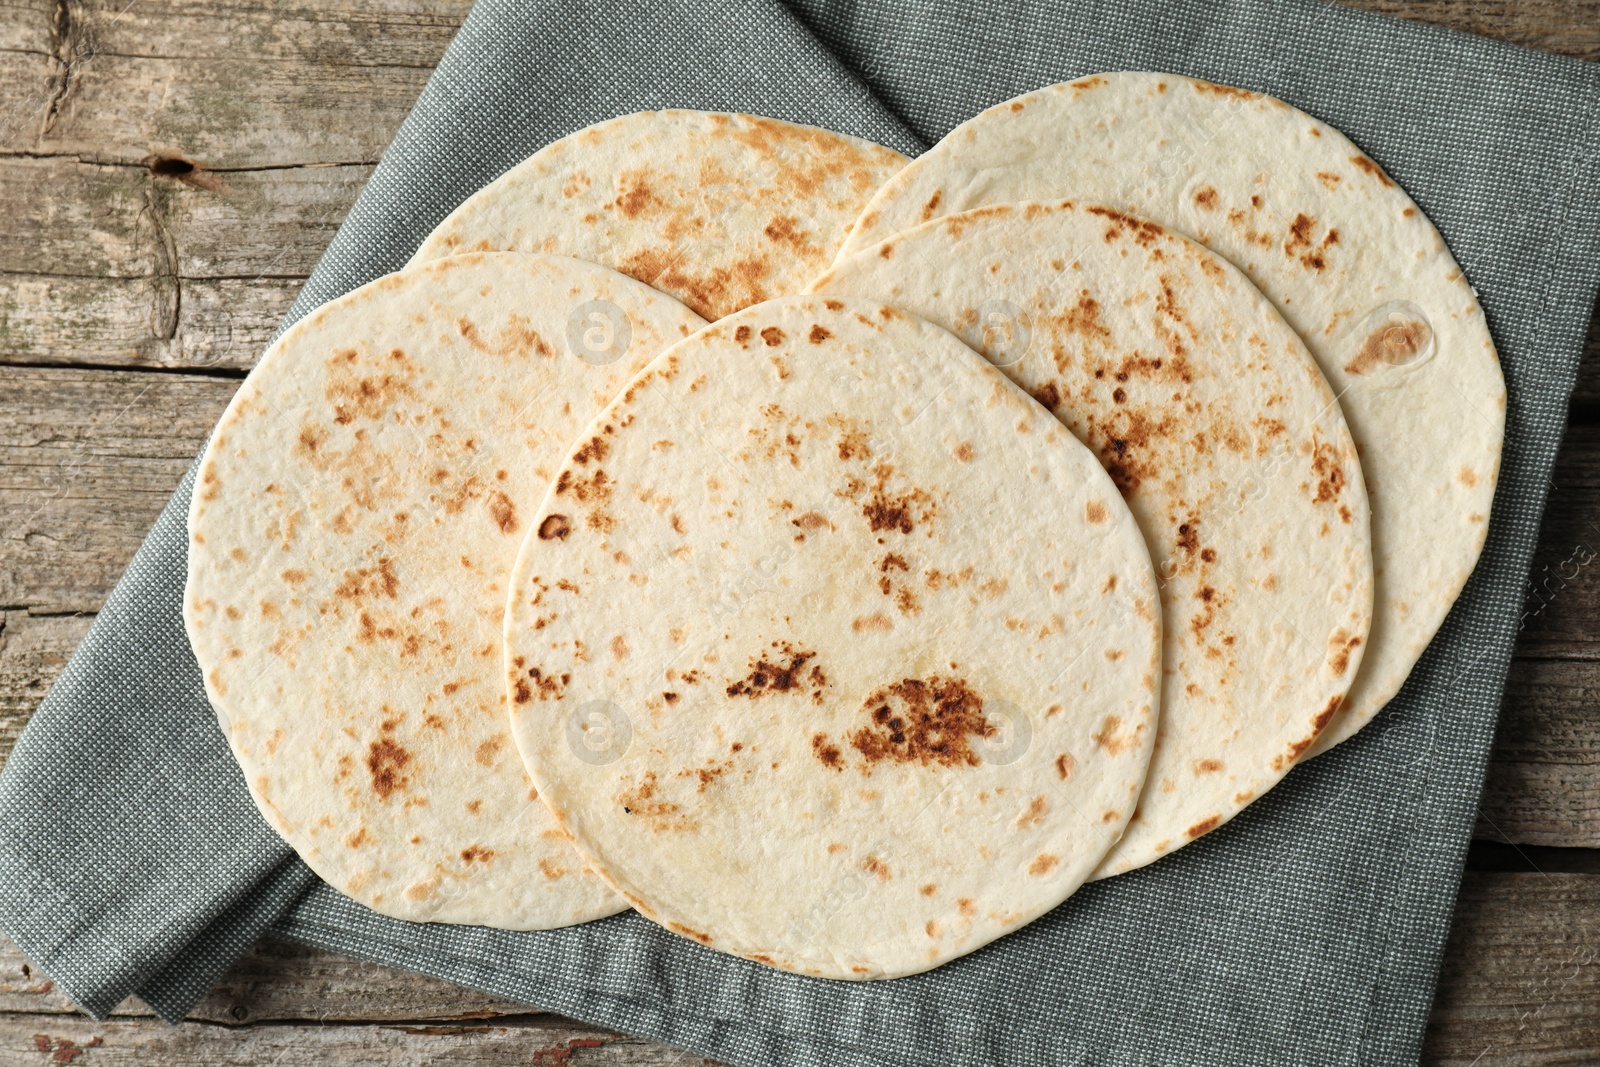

2,0,1597,1062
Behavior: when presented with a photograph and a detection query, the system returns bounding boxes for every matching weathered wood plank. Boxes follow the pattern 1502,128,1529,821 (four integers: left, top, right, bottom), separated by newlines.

0,1014,690,1065
1423,872,1600,1066
61,0,472,69
0,273,299,372
1339,0,1600,60
0,366,237,613
0,935,532,1023
1480,657,1600,847
1512,423,1600,659
40,54,434,169
0,610,92,766
0,0,52,55
10,0,468,170
0,157,369,281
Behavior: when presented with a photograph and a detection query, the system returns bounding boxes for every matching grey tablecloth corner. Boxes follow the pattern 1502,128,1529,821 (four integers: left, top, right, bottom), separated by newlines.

2,0,1597,1061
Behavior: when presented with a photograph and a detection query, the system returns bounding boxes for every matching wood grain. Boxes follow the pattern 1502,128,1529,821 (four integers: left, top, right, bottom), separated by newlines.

1341,0,1600,60
0,1015,682,1066
1424,873,1600,1066
1,0,1598,1063
0,367,237,613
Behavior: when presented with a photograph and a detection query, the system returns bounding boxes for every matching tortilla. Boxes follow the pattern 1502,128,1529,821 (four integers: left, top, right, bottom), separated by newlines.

184,251,705,927
504,296,1161,976
410,111,909,321
812,201,1373,876
836,71,1505,758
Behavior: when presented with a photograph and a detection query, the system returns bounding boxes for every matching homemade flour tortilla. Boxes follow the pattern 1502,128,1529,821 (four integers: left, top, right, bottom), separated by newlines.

411,111,909,320
837,71,1504,757
505,297,1162,977
185,252,705,927
812,202,1373,876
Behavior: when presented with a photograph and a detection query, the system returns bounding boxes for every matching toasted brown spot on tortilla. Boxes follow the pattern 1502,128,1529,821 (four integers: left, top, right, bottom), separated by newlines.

573,434,609,465
1187,815,1222,839
1028,853,1060,876
1193,185,1218,210
812,733,843,769
1345,318,1428,374
538,514,571,541
760,326,785,347
1328,630,1362,675
1085,500,1109,525
487,491,518,533
1032,381,1061,410
297,424,329,456
1055,753,1076,781
862,854,892,880
1314,695,1342,733
920,883,937,896
734,325,751,343
335,557,399,601
728,643,826,700
1016,795,1048,828
366,738,411,799
1349,154,1395,187
791,511,832,534
954,441,974,462
849,676,994,768
1194,758,1223,774
852,469,934,535
473,736,503,767
460,845,494,863
809,324,832,343
1092,714,1136,755
920,189,943,221
1191,79,1258,100
1311,441,1347,504
666,922,714,945
852,612,893,632
405,876,440,901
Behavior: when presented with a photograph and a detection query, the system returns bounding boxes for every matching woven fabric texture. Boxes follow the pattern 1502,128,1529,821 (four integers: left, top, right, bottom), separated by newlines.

1,0,1597,1063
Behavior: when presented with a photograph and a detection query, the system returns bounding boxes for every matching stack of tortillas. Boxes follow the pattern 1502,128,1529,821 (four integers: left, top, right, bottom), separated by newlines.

185,81,1503,977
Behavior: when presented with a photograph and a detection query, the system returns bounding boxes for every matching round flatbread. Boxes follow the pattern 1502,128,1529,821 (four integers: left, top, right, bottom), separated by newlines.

504,296,1161,976
812,201,1374,876
835,71,1504,758
410,110,909,321
185,252,705,927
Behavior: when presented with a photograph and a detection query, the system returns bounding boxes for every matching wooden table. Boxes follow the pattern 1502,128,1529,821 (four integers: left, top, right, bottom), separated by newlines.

0,0,1595,1062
